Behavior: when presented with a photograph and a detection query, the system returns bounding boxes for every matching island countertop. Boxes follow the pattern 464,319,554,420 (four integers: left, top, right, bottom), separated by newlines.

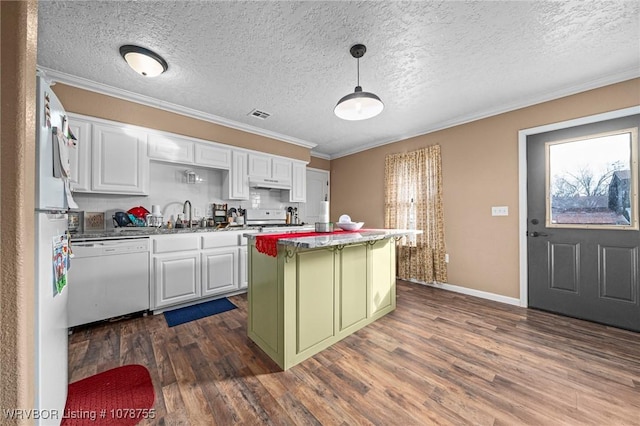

244,228,422,249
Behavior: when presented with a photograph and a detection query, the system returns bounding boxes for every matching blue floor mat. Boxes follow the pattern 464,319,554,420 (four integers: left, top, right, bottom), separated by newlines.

164,298,237,327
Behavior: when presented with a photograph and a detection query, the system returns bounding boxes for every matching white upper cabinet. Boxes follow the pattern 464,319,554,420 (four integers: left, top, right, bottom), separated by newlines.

195,143,231,169
91,123,149,195
66,113,305,200
67,116,92,192
248,153,271,178
147,131,231,170
249,153,292,181
290,161,307,202
223,150,249,200
147,133,194,164
272,157,292,181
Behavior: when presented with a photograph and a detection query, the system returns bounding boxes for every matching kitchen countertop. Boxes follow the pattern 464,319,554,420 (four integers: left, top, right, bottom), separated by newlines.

71,224,314,241
244,229,422,249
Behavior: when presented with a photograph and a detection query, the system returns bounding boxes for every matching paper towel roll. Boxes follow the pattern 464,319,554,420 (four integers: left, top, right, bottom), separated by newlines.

320,201,330,223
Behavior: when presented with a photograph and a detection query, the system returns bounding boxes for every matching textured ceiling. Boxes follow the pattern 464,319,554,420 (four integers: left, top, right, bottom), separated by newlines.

37,1,640,158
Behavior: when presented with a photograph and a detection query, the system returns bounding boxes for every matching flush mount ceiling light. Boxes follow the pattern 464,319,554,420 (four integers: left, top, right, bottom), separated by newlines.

119,45,168,77
334,44,384,121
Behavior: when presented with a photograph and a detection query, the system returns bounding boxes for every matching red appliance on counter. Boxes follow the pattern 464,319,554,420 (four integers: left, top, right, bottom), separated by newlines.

127,205,150,218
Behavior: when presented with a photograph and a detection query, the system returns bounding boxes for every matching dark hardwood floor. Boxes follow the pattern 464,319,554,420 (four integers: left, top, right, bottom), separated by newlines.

68,281,640,425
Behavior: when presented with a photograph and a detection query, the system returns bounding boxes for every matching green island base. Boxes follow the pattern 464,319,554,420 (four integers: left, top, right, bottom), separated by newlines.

247,237,396,370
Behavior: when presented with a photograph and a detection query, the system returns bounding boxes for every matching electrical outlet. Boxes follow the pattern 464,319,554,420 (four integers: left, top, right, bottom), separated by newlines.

445,253,450,263
491,206,509,216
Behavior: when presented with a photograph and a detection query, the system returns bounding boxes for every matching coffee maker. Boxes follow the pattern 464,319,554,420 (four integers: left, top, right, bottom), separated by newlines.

212,203,227,224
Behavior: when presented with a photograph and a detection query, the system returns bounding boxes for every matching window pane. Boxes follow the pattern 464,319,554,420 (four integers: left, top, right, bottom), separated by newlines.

546,129,638,229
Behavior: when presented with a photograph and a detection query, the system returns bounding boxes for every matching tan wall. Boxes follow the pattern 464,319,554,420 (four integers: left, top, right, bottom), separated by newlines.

331,78,640,299
308,155,331,171
0,0,38,420
52,83,312,163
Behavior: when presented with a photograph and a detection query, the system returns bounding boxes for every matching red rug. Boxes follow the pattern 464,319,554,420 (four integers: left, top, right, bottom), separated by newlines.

62,365,155,426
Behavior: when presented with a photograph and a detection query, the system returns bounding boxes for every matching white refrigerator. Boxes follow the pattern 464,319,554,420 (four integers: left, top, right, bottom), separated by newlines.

34,73,75,425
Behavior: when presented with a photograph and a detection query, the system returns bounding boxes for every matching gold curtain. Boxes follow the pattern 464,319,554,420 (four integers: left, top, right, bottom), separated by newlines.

384,145,447,283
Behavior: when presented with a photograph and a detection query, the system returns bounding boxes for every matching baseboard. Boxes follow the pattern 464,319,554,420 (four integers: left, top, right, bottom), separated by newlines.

403,279,522,307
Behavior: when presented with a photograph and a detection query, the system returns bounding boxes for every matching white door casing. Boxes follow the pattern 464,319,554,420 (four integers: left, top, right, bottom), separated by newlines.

300,168,329,224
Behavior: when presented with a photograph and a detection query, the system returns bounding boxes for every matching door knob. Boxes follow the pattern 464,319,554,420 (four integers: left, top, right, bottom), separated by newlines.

529,231,549,237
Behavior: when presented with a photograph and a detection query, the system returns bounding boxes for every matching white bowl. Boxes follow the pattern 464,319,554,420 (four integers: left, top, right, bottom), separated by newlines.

336,221,364,231
338,214,351,223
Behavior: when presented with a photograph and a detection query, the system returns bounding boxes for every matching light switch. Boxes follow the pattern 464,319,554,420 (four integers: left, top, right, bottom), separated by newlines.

491,206,509,216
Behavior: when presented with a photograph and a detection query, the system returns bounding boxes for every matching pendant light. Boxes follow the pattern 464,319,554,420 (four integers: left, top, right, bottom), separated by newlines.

120,45,168,77
334,44,384,121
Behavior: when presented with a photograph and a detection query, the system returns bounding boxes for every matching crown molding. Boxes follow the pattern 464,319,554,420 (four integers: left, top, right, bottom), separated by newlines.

310,151,331,160
37,66,317,150
38,65,638,160
329,67,640,159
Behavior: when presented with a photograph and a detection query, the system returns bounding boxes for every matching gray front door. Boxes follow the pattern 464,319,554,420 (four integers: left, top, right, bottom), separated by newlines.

527,115,640,332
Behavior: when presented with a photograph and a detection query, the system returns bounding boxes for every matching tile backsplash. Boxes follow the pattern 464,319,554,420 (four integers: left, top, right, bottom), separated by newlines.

72,161,298,228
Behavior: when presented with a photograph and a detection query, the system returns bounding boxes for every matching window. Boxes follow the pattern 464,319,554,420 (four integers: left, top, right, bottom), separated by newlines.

546,128,638,230
384,145,447,283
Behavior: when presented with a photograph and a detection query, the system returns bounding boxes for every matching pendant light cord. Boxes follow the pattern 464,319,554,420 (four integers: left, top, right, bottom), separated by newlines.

356,57,360,87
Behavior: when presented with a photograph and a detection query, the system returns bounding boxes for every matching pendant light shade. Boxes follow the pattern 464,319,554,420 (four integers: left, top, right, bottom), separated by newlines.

334,44,384,121
120,45,168,77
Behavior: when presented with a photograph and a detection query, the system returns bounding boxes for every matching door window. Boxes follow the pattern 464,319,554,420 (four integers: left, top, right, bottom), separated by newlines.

546,128,638,229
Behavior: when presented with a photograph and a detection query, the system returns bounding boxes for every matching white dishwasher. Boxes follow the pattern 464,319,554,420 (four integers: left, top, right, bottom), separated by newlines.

68,238,150,327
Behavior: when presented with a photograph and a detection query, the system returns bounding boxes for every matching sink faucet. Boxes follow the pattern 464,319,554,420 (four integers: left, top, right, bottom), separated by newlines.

183,200,192,228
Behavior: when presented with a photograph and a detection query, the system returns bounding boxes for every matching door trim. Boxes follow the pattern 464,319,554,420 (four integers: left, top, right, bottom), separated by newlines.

518,106,640,307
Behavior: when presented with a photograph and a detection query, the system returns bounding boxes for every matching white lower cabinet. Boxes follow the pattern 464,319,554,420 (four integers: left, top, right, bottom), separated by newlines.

202,247,238,297
154,253,201,309
239,230,256,289
151,231,250,311
239,246,248,289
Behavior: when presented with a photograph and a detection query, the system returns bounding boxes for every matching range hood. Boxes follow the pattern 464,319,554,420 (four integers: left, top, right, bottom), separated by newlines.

248,177,292,190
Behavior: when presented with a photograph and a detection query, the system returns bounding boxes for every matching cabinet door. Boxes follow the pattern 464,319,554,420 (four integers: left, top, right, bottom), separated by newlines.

223,151,249,200
272,157,292,181
248,153,271,178
154,253,201,309
67,116,92,192
233,151,250,199
239,246,248,289
296,249,335,353
370,239,395,315
92,123,149,194
338,244,368,332
195,144,231,169
202,248,238,297
290,161,307,202
148,133,194,164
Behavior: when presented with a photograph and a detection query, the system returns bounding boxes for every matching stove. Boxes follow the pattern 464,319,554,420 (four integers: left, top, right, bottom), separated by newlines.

244,209,288,226
243,209,310,232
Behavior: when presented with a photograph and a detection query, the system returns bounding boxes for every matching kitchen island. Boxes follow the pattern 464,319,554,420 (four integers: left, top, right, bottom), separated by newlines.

245,229,420,370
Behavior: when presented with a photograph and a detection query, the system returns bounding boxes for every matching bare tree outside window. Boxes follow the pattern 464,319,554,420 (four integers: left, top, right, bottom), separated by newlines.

546,129,637,228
